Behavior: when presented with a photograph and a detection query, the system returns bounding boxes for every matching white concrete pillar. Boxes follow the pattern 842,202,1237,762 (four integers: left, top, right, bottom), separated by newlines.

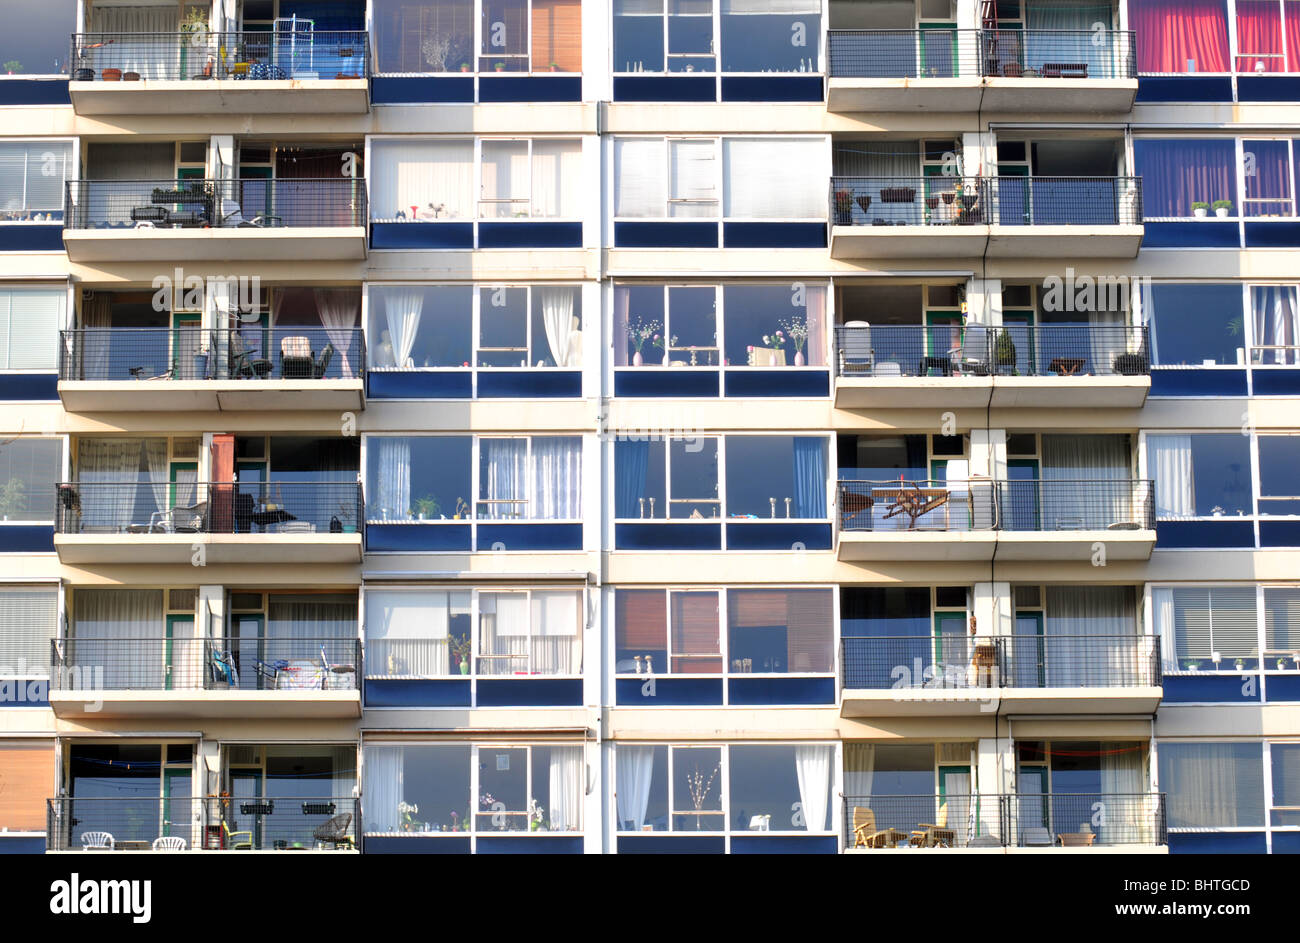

973,581,1012,638
969,428,1006,480
965,277,1002,326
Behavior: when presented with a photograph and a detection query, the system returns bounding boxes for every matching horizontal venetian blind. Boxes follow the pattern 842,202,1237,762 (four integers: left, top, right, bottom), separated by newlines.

671,590,720,672
1266,588,1300,650
727,588,832,672
0,588,58,677
615,138,666,217
0,743,55,831
616,589,666,650
723,138,825,219
1,289,62,370
1173,587,1257,659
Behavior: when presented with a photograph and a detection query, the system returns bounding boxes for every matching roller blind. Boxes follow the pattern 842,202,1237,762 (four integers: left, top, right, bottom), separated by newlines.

366,590,450,640
722,0,819,11
615,138,666,217
533,590,580,637
727,588,833,672
0,288,63,370
672,590,720,672
0,743,55,831
531,0,582,71
1173,587,1258,659
669,140,717,217
0,588,58,677
723,138,825,218
0,142,71,213
616,589,666,649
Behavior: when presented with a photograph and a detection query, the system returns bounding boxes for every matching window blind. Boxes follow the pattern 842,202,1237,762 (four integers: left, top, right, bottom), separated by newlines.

615,139,666,217
0,288,63,371
723,138,825,219
727,588,833,672
0,588,58,677
1266,588,1300,650
671,590,721,672
369,139,474,221
0,143,71,213
0,743,55,831
1173,587,1258,659
0,438,61,522
1159,741,1264,828
616,589,667,649
669,140,717,218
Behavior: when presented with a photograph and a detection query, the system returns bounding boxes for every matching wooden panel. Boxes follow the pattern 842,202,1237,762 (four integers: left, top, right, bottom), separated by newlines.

0,744,55,832
532,0,582,72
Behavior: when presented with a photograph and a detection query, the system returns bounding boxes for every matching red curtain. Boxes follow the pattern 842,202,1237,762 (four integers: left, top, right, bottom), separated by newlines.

1287,1,1300,70
1132,0,1230,73
1238,0,1284,72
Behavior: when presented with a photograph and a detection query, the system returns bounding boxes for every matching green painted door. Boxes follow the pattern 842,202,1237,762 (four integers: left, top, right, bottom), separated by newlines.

171,311,203,379
1006,458,1041,531
169,462,197,510
162,766,191,838
933,611,967,681
233,613,264,690
918,22,959,78
1014,611,1045,687
164,614,194,691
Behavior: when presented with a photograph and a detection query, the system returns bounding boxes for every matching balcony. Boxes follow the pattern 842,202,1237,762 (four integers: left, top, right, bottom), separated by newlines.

53,481,364,564
828,177,1143,260
58,327,366,412
46,797,359,852
843,794,1167,851
835,478,1155,562
839,635,1162,717
825,29,1136,114
62,179,368,263
48,636,360,719
832,325,1151,409
67,31,371,116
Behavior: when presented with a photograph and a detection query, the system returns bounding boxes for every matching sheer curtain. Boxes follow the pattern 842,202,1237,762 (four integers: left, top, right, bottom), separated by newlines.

1153,587,1177,671
1045,586,1137,686
531,590,581,674
376,288,424,369
313,289,360,378
143,439,169,520
372,437,411,520
615,746,656,830
546,747,583,831
1042,433,1131,528
941,769,974,845
478,592,528,676
531,436,582,519
531,141,581,218
1025,1,1117,77
364,746,403,833
538,287,576,367
481,141,530,219
843,743,874,803
370,140,474,220
87,5,180,80
1148,435,1194,518
1100,742,1146,843
367,590,450,676
267,594,357,659
803,287,826,367
614,139,666,218
1252,285,1299,365
80,294,112,381
480,438,527,520
794,744,832,832
72,589,164,689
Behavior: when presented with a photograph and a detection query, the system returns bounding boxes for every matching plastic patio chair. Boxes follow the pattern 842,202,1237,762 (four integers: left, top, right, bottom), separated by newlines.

81,831,114,850
152,836,187,851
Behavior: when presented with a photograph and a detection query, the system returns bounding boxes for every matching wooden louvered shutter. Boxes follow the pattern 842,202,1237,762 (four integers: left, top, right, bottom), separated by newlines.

616,590,667,652
0,743,55,831
532,0,581,72
671,591,720,673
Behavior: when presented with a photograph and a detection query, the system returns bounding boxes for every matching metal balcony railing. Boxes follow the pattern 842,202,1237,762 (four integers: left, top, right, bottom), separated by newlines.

979,29,1136,80
827,29,980,78
55,481,364,538
46,796,360,851
64,178,367,230
59,327,366,383
830,177,986,227
833,324,1151,379
49,636,360,692
841,635,1162,690
69,30,370,82
843,793,1166,849
836,478,1154,532
984,176,1143,226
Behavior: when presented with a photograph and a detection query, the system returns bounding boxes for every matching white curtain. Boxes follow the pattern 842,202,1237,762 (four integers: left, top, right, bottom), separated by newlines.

531,141,582,218
724,139,825,219
615,746,656,830
531,590,581,674
267,594,357,659
843,743,874,804
1041,433,1130,529
670,139,717,218
478,592,529,676
941,770,974,845
364,746,403,833
143,439,169,519
481,141,530,219
1148,435,1194,519
832,140,920,178
1154,588,1177,672
1252,285,1300,365
546,747,583,831
87,6,180,80
1099,741,1145,843
366,589,451,676
1024,1,1117,78
530,437,582,520
538,287,576,367
615,139,666,217
1161,742,1260,828
1088,309,1126,375
72,589,164,689
372,437,411,520
794,745,832,831
376,288,424,369
1045,586,1137,686
313,289,360,378
480,439,527,520
370,140,474,221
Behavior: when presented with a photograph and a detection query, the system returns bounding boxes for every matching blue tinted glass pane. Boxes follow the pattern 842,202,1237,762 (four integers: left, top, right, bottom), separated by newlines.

721,12,821,72
1259,436,1300,513
1150,284,1243,365
1191,434,1253,515
615,10,664,72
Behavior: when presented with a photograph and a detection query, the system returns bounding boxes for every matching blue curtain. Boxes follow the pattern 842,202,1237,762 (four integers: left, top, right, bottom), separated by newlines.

615,440,648,519
792,438,826,519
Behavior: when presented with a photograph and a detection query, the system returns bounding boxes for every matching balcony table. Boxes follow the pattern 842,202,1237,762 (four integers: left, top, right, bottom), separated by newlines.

876,486,951,529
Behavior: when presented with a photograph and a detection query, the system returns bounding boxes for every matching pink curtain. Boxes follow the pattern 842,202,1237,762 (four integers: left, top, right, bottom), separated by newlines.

1238,0,1284,72
1287,1,1300,70
613,285,630,366
805,288,826,367
1132,0,1230,73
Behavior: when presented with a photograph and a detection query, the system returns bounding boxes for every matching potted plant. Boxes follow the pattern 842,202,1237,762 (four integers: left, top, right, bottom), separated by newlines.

494,62,506,72
1234,657,1246,671
833,189,854,225
1112,351,1147,375
550,62,560,72
414,494,440,520
459,62,470,72
452,497,470,520
1183,658,1201,671
1192,201,1209,218
1213,199,1233,218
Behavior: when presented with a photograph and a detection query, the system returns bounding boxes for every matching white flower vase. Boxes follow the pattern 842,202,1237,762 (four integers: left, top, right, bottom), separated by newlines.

662,352,670,366
794,350,805,367
633,350,643,366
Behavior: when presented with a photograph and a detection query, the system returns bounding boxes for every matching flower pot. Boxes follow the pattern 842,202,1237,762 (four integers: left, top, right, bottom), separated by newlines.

124,71,141,81
835,209,852,225
633,350,643,366
1215,207,1230,217
102,68,122,81
1193,208,1207,217
72,68,94,81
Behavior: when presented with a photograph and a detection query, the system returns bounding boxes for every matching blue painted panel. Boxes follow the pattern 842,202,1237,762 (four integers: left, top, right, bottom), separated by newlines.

0,80,70,106
723,221,827,248
1141,221,1239,249
615,522,722,550
616,835,726,854
1269,831,1300,853
364,678,472,707
478,221,582,248
614,369,719,397
1237,75,1300,102
0,527,54,553
0,836,45,854
616,677,724,706
1163,674,1260,703
476,678,583,707
1168,832,1266,854
613,75,716,101
478,76,582,102
726,522,832,551
476,371,581,398
727,676,835,705
720,75,824,102
364,835,471,854
1245,221,1300,248
0,374,58,400
476,836,583,853
367,371,472,399
1265,674,1300,702
731,835,837,854
371,76,474,103
366,523,472,552
370,222,474,249
1251,369,1300,396
614,221,718,248
1260,520,1300,548
724,369,829,398
0,678,48,707
1149,369,1248,397
475,523,582,551
1155,520,1255,549
1135,76,1233,102
0,226,64,251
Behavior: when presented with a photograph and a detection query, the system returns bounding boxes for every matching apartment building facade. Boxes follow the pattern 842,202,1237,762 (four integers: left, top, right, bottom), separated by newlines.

0,0,1293,855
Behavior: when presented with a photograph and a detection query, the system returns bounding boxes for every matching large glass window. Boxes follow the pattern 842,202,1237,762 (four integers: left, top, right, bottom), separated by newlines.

613,0,820,73
0,438,60,523
726,588,833,673
1149,433,1253,518
1258,435,1300,514
1156,586,1259,667
1131,0,1230,74
0,142,72,222
1147,284,1245,366
1271,743,1300,825
0,586,57,679
722,284,826,367
1159,741,1264,828
0,0,77,77
724,436,827,519
367,435,472,522
1250,285,1300,365
373,0,580,74
1133,139,1237,217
